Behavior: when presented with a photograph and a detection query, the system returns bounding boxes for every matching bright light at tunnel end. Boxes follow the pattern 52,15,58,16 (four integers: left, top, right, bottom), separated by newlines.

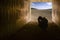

31,2,52,10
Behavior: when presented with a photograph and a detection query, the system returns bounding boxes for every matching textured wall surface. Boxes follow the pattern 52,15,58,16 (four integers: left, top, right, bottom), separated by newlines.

52,0,60,27
0,0,30,37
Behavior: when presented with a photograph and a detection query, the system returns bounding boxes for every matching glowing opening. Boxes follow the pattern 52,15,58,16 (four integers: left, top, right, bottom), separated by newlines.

31,2,52,22
31,2,52,10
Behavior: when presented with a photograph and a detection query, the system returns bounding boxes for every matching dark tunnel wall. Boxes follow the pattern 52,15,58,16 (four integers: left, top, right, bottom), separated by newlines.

52,0,60,27
0,0,30,37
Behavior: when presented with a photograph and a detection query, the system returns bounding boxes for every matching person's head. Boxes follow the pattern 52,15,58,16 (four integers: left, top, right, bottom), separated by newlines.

38,16,42,19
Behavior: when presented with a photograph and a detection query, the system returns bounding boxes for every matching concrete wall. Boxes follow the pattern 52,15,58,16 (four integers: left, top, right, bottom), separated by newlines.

0,0,30,37
52,0,60,27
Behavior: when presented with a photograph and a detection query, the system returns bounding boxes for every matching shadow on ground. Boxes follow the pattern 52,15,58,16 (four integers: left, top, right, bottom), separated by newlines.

1,21,60,40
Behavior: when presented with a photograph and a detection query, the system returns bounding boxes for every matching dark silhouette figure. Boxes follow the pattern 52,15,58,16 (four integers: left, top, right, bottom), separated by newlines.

38,16,48,31
38,16,43,26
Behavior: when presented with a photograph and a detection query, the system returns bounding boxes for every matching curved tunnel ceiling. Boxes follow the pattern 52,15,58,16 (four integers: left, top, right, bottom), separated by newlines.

31,2,52,10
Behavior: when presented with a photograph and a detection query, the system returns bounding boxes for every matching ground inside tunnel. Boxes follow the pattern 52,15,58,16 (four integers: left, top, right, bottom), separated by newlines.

2,21,60,40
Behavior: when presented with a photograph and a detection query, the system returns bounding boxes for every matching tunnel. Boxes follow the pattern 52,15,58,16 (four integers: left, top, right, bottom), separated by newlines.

0,0,60,40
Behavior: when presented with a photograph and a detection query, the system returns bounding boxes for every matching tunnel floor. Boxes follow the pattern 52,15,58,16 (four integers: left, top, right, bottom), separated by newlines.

1,21,60,40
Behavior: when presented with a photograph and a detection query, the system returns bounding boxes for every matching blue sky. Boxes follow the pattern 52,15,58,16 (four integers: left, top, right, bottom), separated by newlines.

31,2,52,10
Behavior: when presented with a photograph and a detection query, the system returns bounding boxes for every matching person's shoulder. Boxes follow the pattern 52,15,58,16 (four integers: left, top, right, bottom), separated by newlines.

43,17,46,19
43,17,48,20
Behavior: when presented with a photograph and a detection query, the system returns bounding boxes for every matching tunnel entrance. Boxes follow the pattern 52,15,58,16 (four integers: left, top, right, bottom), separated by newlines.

30,2,52,22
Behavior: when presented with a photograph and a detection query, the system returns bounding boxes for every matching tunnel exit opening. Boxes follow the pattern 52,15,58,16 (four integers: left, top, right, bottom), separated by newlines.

30,2,52,22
